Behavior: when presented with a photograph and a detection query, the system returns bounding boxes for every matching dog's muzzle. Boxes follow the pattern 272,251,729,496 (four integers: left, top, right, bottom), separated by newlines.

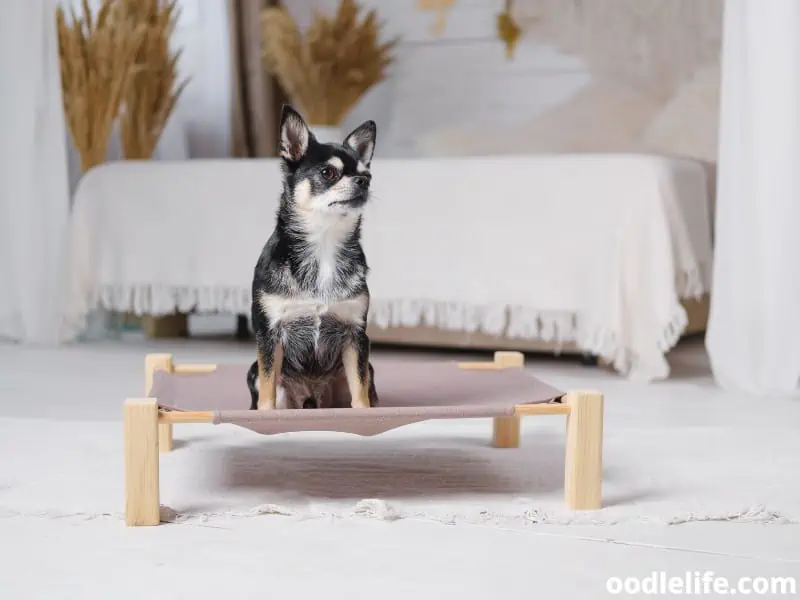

352,175,370,189
332,193,368,209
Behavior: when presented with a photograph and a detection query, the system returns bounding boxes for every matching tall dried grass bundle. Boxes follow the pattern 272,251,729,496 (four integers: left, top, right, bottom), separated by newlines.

56,0,147,172
261,0,398,126
117,0,189,159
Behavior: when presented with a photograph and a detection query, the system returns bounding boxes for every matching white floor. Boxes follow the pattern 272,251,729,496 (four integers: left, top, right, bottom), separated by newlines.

1,332,798,599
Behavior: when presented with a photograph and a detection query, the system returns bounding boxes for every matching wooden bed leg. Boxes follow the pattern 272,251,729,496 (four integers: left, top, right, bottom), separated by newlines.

124,398,160,526
492,415,521,448
491,351,524,447
158,423,173,452
564,390,604,510
493,351,525,368
145,353,174,453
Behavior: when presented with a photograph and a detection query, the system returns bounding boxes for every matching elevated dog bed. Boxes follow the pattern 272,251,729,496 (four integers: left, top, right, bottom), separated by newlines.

124,351,605,526
152,358,565,437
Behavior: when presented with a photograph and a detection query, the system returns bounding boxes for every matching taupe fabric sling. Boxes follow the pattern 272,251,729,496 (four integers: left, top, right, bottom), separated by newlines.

152,358,563,436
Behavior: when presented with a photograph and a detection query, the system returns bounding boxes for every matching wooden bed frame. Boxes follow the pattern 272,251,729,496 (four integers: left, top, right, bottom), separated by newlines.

124,351,604,527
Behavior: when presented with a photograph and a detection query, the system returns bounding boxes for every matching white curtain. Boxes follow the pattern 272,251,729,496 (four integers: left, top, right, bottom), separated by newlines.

706,0,800,396
0,0,71,343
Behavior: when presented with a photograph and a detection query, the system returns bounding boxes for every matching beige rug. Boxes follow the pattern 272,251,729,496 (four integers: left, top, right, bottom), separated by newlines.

1,412,798,528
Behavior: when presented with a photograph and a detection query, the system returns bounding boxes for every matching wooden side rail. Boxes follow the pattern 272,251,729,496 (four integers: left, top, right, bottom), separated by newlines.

145,354,175,453
144,355,218,453
173,364,218,374
156,401,571,425
159,411,215,424
457,350,527,370
515,403,570,416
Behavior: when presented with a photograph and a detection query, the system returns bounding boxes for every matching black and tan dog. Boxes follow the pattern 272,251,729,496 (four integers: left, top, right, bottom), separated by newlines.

246,105,379,411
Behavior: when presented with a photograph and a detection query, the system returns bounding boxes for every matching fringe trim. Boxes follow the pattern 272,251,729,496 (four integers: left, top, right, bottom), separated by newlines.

68,266,707,380
7,503,796,529
368,296,690,380
675,261,709,300
92,284,252,316
76,260,709,325
368,299,509,337
155,501,799,528
59,284,252,342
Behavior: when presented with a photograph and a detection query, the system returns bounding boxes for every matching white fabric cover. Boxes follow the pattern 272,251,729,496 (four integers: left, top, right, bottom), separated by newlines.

706,0,800,395
60,154,713,382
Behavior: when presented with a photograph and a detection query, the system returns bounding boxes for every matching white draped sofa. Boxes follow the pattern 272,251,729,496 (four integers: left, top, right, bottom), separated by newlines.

61,154,714,382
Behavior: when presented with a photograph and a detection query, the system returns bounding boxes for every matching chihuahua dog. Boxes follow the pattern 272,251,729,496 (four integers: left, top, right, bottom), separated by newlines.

246,105,379,411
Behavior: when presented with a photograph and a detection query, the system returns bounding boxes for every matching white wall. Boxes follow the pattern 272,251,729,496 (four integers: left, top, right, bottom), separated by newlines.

61,0,591,166
289,0,590,157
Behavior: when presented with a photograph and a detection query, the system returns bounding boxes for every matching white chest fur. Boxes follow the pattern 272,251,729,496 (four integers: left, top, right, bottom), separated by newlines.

294,204,360,291
258,292,368,328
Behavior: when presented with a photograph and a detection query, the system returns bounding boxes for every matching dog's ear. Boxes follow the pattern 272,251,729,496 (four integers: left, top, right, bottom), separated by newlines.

279,105,311,162
344,120,377,166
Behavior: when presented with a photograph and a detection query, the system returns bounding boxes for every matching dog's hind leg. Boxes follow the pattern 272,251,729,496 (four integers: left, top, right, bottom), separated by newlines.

247,360,259,410
256,337,284,410
342,331,372,409
367,362,379,407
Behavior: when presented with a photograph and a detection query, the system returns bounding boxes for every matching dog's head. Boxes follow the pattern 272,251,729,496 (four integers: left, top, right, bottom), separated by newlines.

278,105,376,220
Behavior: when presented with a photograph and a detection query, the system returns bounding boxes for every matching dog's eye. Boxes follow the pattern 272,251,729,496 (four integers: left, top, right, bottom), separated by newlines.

321,166,340,182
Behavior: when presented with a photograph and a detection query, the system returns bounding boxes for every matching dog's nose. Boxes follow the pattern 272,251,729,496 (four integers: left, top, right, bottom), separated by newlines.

352,175,370,189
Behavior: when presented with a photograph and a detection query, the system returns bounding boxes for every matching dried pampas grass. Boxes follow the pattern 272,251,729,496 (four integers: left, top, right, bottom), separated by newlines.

56,0,147,172
261,0,398,126
117,0,189,159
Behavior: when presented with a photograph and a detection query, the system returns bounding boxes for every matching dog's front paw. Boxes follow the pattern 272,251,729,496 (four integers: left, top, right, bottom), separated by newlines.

257,388,277,410
350,396,371,409
350,386,372,409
